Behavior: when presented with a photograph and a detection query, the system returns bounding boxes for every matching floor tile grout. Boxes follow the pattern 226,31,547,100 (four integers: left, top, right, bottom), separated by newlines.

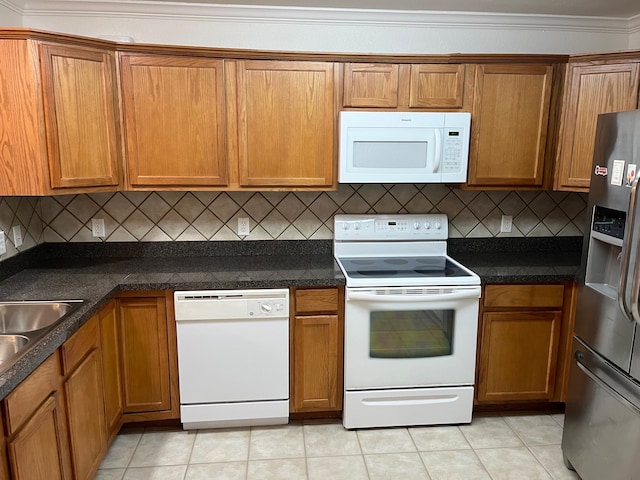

97,414,571,480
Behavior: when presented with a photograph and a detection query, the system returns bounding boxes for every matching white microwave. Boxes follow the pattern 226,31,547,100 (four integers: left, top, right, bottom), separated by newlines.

339,111,471,183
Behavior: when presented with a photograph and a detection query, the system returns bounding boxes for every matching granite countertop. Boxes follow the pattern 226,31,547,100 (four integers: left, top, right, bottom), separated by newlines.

0,237,583,400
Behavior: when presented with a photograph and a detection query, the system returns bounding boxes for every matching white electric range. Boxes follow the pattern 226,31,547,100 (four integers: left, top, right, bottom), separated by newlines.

334,214,481,429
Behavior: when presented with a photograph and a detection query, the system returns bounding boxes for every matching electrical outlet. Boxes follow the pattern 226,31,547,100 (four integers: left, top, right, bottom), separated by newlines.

0,231,5,256
237,217,250,236
500,215,513,233
91,218,106,238
11,225,22,248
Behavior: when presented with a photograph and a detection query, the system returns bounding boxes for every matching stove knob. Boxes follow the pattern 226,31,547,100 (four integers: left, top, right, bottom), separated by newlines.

413,222,421,230
342,223,349,230
424,222,431,230
354,223,361,230
260,303,273,314
434,221,442,230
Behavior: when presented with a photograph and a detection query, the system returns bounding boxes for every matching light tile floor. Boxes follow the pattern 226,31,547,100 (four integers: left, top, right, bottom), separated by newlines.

96,413,580,480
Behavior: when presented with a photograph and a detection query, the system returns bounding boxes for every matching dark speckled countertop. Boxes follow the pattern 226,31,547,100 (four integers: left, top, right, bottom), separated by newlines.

0,237,582,400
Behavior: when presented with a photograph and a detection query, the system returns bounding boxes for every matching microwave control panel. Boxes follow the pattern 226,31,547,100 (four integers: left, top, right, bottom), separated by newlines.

443,129,465,173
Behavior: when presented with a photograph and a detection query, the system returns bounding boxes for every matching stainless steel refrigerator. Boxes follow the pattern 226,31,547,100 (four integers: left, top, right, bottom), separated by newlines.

562,109,640,479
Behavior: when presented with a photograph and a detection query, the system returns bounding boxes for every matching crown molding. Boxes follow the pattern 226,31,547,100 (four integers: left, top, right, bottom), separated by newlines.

0,0,23,14
13,0,633,34
630,14,640,33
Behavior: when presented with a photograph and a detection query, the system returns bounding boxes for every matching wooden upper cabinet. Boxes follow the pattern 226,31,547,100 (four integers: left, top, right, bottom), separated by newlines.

342,62,465,109
119,53,227,189
409,64,465,108
233,60,336,188
468,64,554,188
555,61,640,192
0,36,121,195
343,63,399,107
40,43,121,189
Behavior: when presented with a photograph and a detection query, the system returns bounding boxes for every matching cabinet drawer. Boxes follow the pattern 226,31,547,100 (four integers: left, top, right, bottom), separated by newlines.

60,315,99,375
484,284,564,308
4,353,61,435
295,288,339,314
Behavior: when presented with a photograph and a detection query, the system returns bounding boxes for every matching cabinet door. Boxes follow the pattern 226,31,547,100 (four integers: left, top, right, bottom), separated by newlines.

477,310,562,402
120,54,227,188
64,349,106,480
235,60,336,187
468,64,553,187
291,314,342,412
409,64,465,108
7,394,69,480
39,43,121,189
555,62,640,191
118,295,173,415
99,301,123,437
343,63,399,107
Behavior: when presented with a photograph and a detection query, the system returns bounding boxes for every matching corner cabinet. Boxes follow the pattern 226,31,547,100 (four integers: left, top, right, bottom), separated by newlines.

555,59,640,192
119,53,228,189
467,63,555,188
290,287,344,415
342,63,466,109
231,60,337,188
116,291,180,422
476,283,577,404
0,34,122,195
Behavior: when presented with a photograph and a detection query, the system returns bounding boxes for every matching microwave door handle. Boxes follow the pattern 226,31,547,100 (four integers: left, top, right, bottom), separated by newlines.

432,129,442,173
618,178,639,323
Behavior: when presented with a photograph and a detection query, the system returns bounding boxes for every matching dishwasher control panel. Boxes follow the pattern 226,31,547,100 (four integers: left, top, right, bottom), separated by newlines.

174,289,290,320
248,299,288,317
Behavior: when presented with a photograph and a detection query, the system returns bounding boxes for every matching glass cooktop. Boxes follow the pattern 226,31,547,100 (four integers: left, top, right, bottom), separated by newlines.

338,256,472,279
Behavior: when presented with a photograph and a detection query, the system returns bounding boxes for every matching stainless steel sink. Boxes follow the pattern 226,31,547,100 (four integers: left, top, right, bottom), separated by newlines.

0,300,84,371
0,335,30,366
0,301,82,333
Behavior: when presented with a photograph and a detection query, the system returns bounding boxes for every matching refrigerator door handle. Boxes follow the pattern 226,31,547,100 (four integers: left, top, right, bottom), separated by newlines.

575,349,640,415
618,178,640,323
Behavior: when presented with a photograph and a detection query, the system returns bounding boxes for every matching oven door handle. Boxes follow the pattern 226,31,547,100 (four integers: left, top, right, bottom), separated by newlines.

347,289,481,302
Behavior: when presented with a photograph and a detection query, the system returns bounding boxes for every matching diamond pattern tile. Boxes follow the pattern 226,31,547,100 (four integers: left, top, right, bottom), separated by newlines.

0,184,590,262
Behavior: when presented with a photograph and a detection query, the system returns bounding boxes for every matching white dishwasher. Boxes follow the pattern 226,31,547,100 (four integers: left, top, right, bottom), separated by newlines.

174,289,289,429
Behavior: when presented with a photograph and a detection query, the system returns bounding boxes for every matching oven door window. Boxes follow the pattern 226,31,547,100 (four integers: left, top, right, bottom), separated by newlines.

370,309,454,358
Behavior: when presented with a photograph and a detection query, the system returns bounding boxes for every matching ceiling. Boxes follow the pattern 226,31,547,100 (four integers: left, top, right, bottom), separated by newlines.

136,0,640,19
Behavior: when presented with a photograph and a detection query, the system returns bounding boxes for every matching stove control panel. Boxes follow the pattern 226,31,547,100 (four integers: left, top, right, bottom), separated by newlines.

334,214,448,240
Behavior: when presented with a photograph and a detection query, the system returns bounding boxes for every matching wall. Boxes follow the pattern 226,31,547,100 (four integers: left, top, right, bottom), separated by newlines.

630,20,640,48
0,197,43,260
19,4,632,54
0,0,21,26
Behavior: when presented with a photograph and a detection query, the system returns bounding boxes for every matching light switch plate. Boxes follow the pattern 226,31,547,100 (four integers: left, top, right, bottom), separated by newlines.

0,231,6,255
12,225,22,248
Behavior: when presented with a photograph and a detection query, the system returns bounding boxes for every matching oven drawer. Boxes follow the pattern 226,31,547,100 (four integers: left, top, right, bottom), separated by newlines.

484,284,564,308
343,386,474,429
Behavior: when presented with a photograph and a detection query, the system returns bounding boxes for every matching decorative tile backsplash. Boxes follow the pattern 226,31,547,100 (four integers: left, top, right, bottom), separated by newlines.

0,184,589,261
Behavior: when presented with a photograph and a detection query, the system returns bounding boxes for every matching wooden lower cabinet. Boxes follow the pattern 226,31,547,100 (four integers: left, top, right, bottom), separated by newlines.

61,315,107,480
3,354,71,480
99,301,123,439
117,291,179,422
290,287,344,414
476,283,576,405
